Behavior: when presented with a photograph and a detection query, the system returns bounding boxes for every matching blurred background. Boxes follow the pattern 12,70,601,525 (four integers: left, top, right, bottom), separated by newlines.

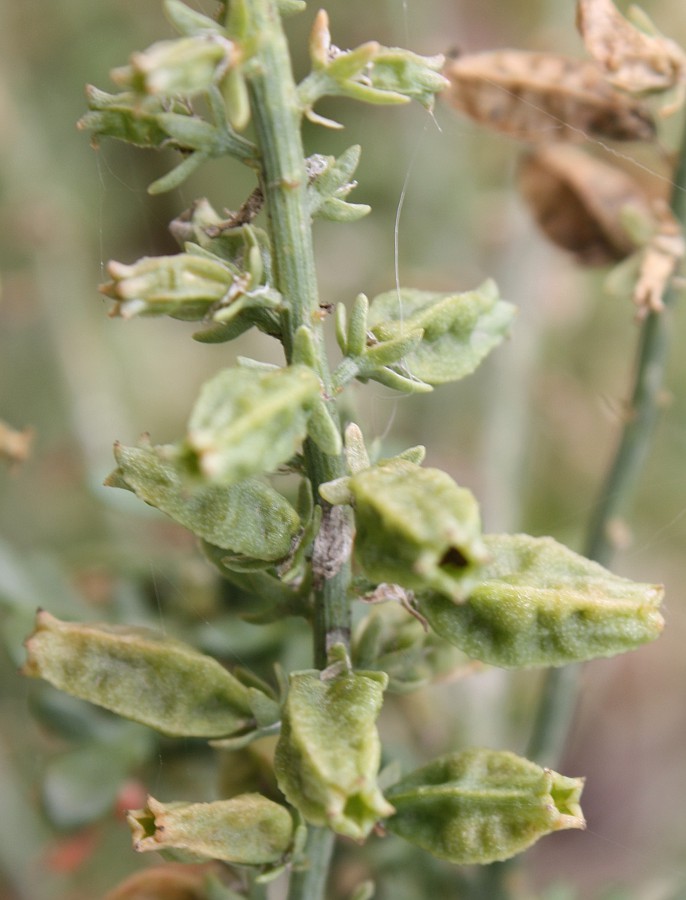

2,0,686,897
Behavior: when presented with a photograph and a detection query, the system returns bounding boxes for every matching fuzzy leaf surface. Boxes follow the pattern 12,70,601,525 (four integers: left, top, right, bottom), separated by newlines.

367,281,514,385
420,533,664,667
349,460,488,600
128,793,294,864
23,612,258,737
274,663,394,840
185,365,321,482
109,441,300,560
386,749,584,864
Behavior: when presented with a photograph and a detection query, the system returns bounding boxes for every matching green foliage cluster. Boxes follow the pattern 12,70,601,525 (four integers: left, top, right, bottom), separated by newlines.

2,0,686,898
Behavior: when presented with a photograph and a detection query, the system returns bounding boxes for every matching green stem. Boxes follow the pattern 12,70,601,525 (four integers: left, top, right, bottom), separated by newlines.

242,0,351,655
526,115,686,770
484,117,686,900
241,2,351,895
284,827,336,900
584,309,671,568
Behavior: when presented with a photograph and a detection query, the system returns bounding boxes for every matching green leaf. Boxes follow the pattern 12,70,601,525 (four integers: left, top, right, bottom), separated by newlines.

346,292,369,356
164,0,224,37
184,365,321,483
128,793,294,864
111,36,232,97
306,400,343,456
367,280,516,385
23,611,258,738
78,86,195,149
420,533,664,667
274,653,394,840
307,145,371,222
385,749,585,864
148,149,209,194
300,14,447,117
108,441,300,560
349,460,488,600
366,48,448,110
278,0,306,14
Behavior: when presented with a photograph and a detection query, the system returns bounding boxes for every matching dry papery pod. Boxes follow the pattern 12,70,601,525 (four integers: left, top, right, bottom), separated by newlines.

442,51,655,143
518,144,658,265
577,0,686,100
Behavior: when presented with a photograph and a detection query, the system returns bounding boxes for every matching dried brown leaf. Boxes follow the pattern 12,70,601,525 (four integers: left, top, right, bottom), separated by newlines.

443,51,656,142
577,0,686,101
632,207,685,315
518,144,654,265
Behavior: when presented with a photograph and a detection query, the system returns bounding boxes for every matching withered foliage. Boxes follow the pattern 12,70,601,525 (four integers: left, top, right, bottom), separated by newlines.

632,210,685,316
577,0,686,99
518,145,652,265
443,51,655,143
440,0,686,315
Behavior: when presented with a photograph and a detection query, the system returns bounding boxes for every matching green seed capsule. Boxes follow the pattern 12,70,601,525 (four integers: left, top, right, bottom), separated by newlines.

109,441,300,561
111,35,232,98
274,662,394,841
349,460,488,601
420,533,664,668
128,793,294,864
101,251,234,320
23,612,257,738
385,749,585,865
185,364,321,483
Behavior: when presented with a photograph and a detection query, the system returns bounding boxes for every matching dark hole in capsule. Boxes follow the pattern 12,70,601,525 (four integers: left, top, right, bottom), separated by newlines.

440,546,469,569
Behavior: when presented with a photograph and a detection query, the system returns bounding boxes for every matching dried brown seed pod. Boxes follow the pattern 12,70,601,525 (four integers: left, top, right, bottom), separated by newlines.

442,50,655,143
518,144,655,264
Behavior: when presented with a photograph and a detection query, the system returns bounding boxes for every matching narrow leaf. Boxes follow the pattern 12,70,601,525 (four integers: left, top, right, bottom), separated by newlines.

164,0,223,37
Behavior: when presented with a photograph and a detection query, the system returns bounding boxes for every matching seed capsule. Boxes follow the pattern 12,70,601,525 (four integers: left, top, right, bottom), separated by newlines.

386,748,585,865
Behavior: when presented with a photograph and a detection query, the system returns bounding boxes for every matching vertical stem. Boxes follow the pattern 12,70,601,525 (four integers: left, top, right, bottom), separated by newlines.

584,309,671,568
241,0,351,659
484,115,686,900
282,827,336,900
526,115,686,770
240,2,351,895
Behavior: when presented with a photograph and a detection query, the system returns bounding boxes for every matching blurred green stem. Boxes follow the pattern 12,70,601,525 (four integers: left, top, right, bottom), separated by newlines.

480,115,686,900
242,2,349,896
284,827,336,900
527,113,686,770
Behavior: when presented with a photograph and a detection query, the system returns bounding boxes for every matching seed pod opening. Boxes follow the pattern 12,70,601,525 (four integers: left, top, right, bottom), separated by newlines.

420,533,664,668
